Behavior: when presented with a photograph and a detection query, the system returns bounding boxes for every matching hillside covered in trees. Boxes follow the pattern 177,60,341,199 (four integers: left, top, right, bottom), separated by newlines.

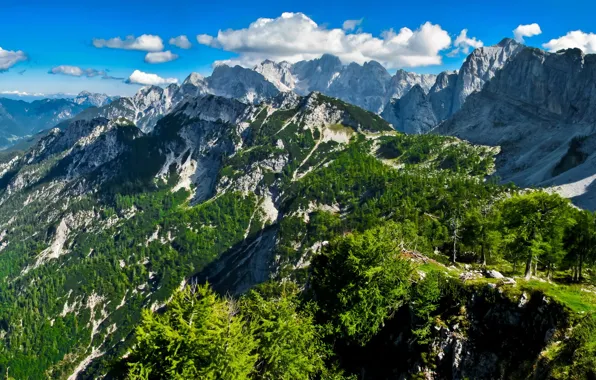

0,93,594,379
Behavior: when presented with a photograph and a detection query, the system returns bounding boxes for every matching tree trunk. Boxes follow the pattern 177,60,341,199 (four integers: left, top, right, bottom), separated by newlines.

533,259,538,276
525,255,533,279
579,254,584,282
481,244,486,266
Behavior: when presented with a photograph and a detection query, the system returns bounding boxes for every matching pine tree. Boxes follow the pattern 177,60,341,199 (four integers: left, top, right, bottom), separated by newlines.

126,285,257,379
240,283,326,380
500,192,575,279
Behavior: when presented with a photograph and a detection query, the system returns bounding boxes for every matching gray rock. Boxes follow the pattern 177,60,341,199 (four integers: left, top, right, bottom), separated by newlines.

381,85,438,134
485,269,505,279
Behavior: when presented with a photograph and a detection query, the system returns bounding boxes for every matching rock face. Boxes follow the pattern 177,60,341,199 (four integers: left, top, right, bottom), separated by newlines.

207,64,280,104
290,54,344,95
381,85,438,134
452,38,525,111
382,38,523,133
436,46,596,209
72,85,178,133
253,59,296,92
387,69,438,101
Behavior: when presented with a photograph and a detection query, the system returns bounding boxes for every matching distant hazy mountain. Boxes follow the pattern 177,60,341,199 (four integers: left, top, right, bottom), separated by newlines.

0,91,118,149
72,91,117,107
0,98,86,148
254,54,437,113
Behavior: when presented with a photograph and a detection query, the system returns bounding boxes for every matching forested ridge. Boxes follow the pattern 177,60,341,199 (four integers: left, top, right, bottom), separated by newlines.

0,94,594,379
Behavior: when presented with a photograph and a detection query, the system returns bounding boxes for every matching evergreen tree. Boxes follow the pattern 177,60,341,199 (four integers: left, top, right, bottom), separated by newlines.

240,282,327,380
310,223,412,344
500,192,575,279
565,209,596,282
126,285,257,379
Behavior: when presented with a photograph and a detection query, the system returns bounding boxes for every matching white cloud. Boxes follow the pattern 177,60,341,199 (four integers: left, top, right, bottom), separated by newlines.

342,18,363,32
145,51,179,64
0,47,27,71
49,65,123,80
169,35,192,49
92,35,164,52
197,34,214,45
49,65,102,77
447,29,483,57
513,23,542,42
196,12,452,69
125,70,178,86
543,30,596,53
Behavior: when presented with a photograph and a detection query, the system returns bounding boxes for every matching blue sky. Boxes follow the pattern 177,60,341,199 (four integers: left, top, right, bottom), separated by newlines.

1,0,595,96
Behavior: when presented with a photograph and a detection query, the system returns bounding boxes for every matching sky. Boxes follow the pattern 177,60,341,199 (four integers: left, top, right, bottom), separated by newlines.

1,0,596,97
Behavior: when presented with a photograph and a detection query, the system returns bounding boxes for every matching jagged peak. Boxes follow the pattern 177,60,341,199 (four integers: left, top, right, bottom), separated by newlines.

496,37,519,47
258,58,276,66
319,53,342,64
136,85,164,95
183,72,206,86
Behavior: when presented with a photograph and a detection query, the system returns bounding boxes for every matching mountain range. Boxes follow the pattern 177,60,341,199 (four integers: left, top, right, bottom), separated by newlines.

0,38,517,148
3,36,596,212
2,35,596,379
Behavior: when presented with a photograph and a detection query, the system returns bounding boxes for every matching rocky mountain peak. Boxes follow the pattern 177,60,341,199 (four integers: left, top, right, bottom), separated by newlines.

73,91,114,108
254,59,296,92
453,37,524,110
496,37,517,47
208,64,280,104
317,53,343,69
183,72,206,86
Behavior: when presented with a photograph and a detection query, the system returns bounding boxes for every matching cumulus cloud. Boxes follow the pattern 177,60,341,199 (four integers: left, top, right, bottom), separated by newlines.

196,12,452,69
49,65,102,77
125,70,178,86
0,47,27,71
49,65,123,80
144,50,179,64
92,34,164,52
513,23,542,42
447,29,483,57
342,18,363,32
543,30,596,53
169,35,192,49
197,34,214,45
